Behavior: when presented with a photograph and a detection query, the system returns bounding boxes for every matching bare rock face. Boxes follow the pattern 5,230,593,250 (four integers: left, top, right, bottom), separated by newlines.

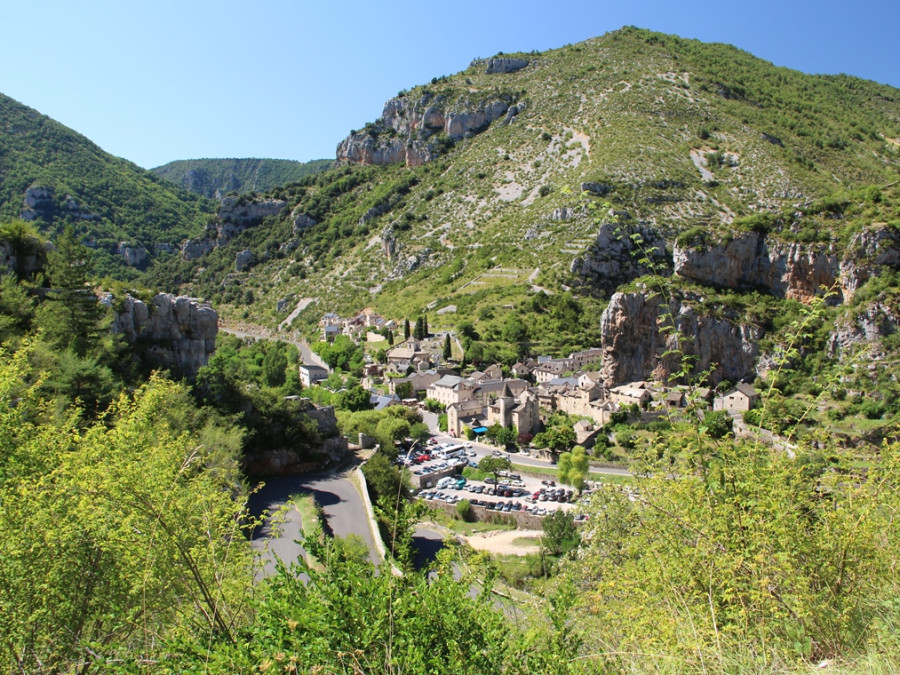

291,210,317,235
235,248,254,271
571,223,670,295
117,242,149,269
20,185,55,221
483,57,530,74
839,226,900,297
211,196,287,244
107,292,218,379
336,91,516,166
672,227,900,305
599,291,760,386
180,196,287,260
674,231,841,304
827,301,899,358
181,237,215,261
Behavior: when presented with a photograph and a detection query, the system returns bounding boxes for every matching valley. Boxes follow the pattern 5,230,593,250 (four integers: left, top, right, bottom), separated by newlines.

1,24,899,674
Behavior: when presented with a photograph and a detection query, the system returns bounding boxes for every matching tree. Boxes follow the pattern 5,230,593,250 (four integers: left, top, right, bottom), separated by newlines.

335,385,373,412
478,455,512,486
262,344,288,388
403,318,411,340
35,224,107,358
395,380,414,399
0,360,255,672
443,333,452,360
542,509,580,556
558,445,589,492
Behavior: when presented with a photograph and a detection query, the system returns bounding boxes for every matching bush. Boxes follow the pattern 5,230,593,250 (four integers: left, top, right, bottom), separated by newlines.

455,499,473,522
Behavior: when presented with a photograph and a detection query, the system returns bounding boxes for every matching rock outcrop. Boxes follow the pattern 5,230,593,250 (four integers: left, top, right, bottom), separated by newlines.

210,196,287,245
180,196,287,260
105,292,218,379
116,242,149,269
20,185,98,223
674,231,841,303
336,91,517,167
599,291,761,386
571,223,670,295
242,400,349,476
484,57,530,74
673,227,900,304
181,237,215,261
827,301,899,358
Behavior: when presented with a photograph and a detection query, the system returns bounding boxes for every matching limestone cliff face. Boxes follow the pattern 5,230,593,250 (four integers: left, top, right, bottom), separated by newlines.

571,223,670,295
827,301,900,358
673,226,899,304
599,291,760,386
181,195,287,260
106,292,218,378
336,91,517,166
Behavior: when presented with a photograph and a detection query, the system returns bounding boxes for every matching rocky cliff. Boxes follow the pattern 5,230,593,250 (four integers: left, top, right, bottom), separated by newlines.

599,291,761,386
571,223,670,295
336,91,518,167
673,226,900,304
181,195,287,260
104,292,218,378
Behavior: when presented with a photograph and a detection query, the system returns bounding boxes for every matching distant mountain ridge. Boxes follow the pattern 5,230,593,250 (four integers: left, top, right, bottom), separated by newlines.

0,92,214,279
151,158,333,199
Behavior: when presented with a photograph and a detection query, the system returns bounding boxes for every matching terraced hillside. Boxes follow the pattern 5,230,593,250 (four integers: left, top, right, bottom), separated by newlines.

149,28,897,346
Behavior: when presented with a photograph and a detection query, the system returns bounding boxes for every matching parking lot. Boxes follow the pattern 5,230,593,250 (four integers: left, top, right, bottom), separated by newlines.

400,442,589,521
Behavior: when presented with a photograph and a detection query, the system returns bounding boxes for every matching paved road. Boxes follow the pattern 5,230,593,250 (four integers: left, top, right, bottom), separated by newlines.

220,326,329,370
248,469,379,576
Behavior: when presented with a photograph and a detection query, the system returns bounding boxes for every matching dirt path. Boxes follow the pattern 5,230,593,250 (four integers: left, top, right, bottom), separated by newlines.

463,529,543,556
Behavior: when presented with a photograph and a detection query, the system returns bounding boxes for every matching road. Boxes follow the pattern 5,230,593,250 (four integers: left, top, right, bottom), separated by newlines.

219,326,329,370
248,468,379,576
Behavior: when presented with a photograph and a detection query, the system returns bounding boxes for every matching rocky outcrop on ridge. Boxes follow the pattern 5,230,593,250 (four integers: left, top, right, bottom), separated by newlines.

336,91,517,167
105,292,218,378
827,301,900,358
20,185,99,223
599,291,761,386
673,226,900,304
181,195,287,260
571,223,670,296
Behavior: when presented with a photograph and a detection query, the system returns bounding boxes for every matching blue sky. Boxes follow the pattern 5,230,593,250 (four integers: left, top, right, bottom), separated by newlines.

2,0,897,169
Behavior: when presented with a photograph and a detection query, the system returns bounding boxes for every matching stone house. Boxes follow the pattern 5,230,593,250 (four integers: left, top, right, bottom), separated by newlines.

714,383,759,412
299,364,329,387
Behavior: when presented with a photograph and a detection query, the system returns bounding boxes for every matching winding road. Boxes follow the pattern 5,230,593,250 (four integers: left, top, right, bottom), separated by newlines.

248,467,379,576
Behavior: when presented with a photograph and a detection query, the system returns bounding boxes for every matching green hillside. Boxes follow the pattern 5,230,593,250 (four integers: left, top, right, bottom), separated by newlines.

150,27,899,334
0,93,213,279
151,157,333,199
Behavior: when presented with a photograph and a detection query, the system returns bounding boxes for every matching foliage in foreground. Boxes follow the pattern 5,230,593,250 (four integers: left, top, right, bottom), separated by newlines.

167,543,582,675
0,348,255,673
566,432,900,671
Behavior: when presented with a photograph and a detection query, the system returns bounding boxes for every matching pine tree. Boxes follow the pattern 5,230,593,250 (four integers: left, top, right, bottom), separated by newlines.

36,225,107,357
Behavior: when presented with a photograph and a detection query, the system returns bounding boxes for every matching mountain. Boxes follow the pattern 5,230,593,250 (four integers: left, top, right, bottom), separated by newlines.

0,92,214,280
151,158,333,199
150,28,897,317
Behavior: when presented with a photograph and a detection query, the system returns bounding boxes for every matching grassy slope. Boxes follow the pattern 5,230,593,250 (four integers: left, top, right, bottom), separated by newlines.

157,28,897,343
0,93,214,280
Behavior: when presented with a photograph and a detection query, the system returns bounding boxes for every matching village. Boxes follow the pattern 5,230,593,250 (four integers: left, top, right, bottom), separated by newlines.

302,307,761,462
